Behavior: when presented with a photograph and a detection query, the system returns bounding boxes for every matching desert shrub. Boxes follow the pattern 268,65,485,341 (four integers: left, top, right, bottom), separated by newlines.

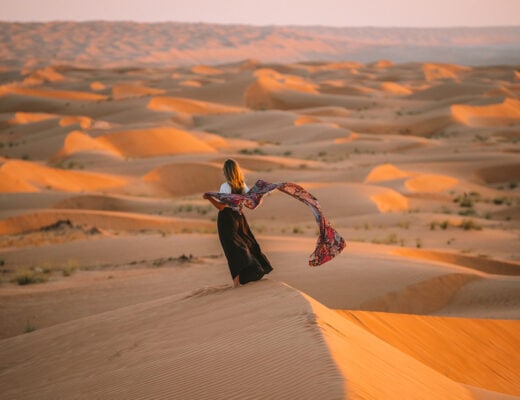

372,233,399,245
24,320,36,333
292,226,304,234
430,220,449,230
460,219,482,231
13,270,47,285
458,208,477,216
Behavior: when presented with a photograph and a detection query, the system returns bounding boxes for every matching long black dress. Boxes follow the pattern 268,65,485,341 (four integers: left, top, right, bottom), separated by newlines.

217,207,273,285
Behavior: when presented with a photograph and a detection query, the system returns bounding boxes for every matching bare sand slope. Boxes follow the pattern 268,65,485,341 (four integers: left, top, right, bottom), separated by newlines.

0,281,347,400
338,310,520,396
1,279,506,400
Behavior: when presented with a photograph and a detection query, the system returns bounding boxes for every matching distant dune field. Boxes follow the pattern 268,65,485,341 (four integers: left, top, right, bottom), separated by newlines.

1,22,520,68
0,35,519,400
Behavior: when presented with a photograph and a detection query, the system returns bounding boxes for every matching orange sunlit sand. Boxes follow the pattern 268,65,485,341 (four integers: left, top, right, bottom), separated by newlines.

0,55,519,400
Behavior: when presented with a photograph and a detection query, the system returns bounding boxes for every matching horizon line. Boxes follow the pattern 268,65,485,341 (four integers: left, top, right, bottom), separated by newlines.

1,19,520,30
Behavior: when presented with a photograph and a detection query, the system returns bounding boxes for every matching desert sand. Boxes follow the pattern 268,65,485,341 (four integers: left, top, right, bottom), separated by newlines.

0,57,519,400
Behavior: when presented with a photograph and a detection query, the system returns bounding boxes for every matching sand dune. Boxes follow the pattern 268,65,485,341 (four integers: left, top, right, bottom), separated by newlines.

0,160,127,193
22,66,66,85
365,163,411,183
365,164,458,194
0,281,348,400
112,83,165,100
394,248,520,276
451,97,520,127
423,63,471,82
143,162,224,197
57,127,216,159
404,174,458,193
0,209,213,235
148,96,245,114
59,115,92,129
8,111,58,124
338,310,520,396
0,85,108,101
1,278,507,400
90,81,106,91
305,292,478,400
56,130,121,159
476,162,520,183
380,81,412,95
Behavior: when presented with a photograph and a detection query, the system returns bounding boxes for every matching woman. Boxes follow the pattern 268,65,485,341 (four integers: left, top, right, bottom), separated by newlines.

203,159,273,287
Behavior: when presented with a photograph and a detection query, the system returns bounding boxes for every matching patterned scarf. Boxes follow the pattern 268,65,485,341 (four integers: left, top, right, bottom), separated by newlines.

205,179,346,266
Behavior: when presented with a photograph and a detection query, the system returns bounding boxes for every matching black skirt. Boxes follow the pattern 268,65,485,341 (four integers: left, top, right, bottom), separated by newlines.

217,207,273,285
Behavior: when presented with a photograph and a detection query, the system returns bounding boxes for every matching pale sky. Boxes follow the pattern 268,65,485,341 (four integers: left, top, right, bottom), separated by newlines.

1,0,520,27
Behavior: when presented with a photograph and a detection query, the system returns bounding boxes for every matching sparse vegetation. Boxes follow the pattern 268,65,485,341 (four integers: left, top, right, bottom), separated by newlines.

13,270,47,285
55,160,85,170
453,192,477,208
430,220,450,230
459,219,483,231
398,221,410,229
473,134,489,142
239,148,266,155
493,196,513,206
292,226,304,234
458,208,477,216
371,233,402,246
24,320,36,334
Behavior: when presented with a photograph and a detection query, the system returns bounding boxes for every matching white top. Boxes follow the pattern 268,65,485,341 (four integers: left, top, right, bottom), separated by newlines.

219,182,249,194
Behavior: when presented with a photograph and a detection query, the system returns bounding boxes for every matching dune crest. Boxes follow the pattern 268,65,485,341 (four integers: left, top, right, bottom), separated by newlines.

405,174,458,193
112,84,165,100
370,189,409,212
451,97,520,127
23,66,66,85
244,68,317,109
56,130,121,159
59,116,92,129
303,292,476,400
381,81,412,95
8,112,58,124
191,65,224,75
423,63,471,82
148,96,244,114
365,163,411,183
0,85,107,101
90,81,106,91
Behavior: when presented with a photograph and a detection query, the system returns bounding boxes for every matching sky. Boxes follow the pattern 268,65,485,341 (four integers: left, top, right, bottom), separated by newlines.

1,0,520,27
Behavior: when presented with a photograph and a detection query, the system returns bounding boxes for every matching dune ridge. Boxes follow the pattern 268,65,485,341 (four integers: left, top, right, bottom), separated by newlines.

0,209,213,235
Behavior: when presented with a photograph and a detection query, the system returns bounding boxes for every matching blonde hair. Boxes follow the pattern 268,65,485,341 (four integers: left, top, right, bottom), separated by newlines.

223,159,245,194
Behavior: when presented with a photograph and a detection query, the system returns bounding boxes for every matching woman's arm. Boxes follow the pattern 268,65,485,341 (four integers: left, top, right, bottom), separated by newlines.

203,193,227,211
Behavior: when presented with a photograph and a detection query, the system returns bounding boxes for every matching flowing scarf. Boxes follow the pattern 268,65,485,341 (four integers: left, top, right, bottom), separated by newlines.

205,179,346,266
